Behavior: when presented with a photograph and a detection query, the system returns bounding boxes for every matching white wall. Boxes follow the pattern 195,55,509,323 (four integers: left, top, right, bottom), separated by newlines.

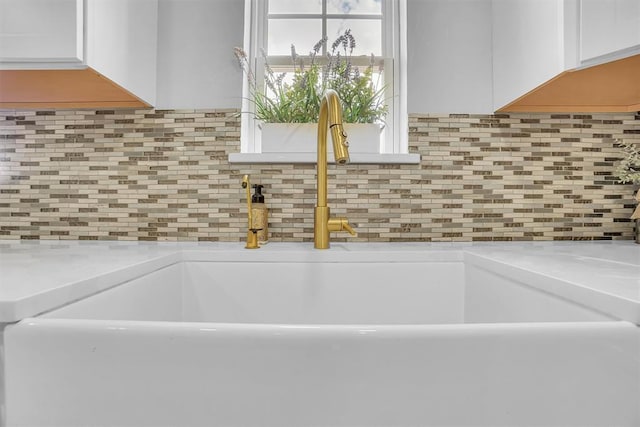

155,0,244,109
155,0,495,113
407,0,494,114
153,0,579,114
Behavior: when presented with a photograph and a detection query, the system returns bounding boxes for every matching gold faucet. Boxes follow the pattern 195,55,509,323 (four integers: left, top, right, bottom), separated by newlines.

314,89,356,249
241,174,260,249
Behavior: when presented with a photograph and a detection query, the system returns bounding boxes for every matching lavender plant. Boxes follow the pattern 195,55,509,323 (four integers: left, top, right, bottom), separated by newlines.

234,30,387,124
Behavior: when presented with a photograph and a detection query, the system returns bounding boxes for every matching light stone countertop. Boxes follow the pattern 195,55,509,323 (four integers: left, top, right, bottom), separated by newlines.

0,240,639,323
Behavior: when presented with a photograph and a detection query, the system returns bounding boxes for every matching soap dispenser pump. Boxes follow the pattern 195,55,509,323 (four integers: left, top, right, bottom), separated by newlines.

251,184,268,244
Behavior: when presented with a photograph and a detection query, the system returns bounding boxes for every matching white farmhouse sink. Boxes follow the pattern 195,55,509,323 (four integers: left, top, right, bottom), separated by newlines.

4,243,639,427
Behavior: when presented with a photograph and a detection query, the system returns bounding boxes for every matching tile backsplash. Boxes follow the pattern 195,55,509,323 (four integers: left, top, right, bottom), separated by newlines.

0,109,638,241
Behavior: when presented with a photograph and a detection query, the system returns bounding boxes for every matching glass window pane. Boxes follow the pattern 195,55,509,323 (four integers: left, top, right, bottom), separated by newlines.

327,0,382,15
269,0,322,15
268,19,323,55
327,19,381,56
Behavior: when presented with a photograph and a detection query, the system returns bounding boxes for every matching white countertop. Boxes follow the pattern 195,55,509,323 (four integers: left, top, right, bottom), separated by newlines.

1,240,639,323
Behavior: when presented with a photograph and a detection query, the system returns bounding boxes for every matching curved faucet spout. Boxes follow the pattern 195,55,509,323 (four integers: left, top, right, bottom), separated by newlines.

318,90,350,166
314,89,355,249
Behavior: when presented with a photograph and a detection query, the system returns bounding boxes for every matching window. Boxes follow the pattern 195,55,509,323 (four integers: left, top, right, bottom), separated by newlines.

232,0,413,163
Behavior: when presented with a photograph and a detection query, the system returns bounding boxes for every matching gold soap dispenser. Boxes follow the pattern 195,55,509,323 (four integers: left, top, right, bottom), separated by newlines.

251,184,269,244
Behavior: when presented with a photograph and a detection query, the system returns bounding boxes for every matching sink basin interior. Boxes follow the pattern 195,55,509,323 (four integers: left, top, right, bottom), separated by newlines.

42,258,613,325
43,261,466,324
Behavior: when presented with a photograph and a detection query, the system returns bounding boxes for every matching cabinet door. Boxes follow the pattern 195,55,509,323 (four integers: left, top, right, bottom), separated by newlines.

580,0,640,63
0,0,83,66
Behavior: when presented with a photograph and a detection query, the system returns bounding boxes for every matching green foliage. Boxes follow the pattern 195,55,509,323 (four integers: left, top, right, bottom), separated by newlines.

234,30,388,124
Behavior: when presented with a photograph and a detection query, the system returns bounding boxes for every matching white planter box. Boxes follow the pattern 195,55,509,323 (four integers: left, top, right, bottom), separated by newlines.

259,123,382,154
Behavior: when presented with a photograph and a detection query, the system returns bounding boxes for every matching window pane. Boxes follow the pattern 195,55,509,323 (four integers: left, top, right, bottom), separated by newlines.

268,19,323,55
269,0,322,14
327,0,382,15
327,19,381,56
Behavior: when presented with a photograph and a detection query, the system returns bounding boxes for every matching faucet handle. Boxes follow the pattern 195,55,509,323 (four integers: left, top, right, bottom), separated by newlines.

328,217,357,236
342,221,356,236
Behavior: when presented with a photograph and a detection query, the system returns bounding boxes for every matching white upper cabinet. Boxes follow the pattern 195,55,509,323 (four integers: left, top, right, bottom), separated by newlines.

0,0,83,67
492,0,640,112
0,0,158,106
580,0,640,65
491,0,574,111
86,0,158,106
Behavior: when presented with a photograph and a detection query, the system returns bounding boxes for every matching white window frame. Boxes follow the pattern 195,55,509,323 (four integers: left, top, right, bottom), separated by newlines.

231,0,416,164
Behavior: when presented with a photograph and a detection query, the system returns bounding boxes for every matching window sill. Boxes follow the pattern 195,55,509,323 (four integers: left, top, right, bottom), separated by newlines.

228,152,420,164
